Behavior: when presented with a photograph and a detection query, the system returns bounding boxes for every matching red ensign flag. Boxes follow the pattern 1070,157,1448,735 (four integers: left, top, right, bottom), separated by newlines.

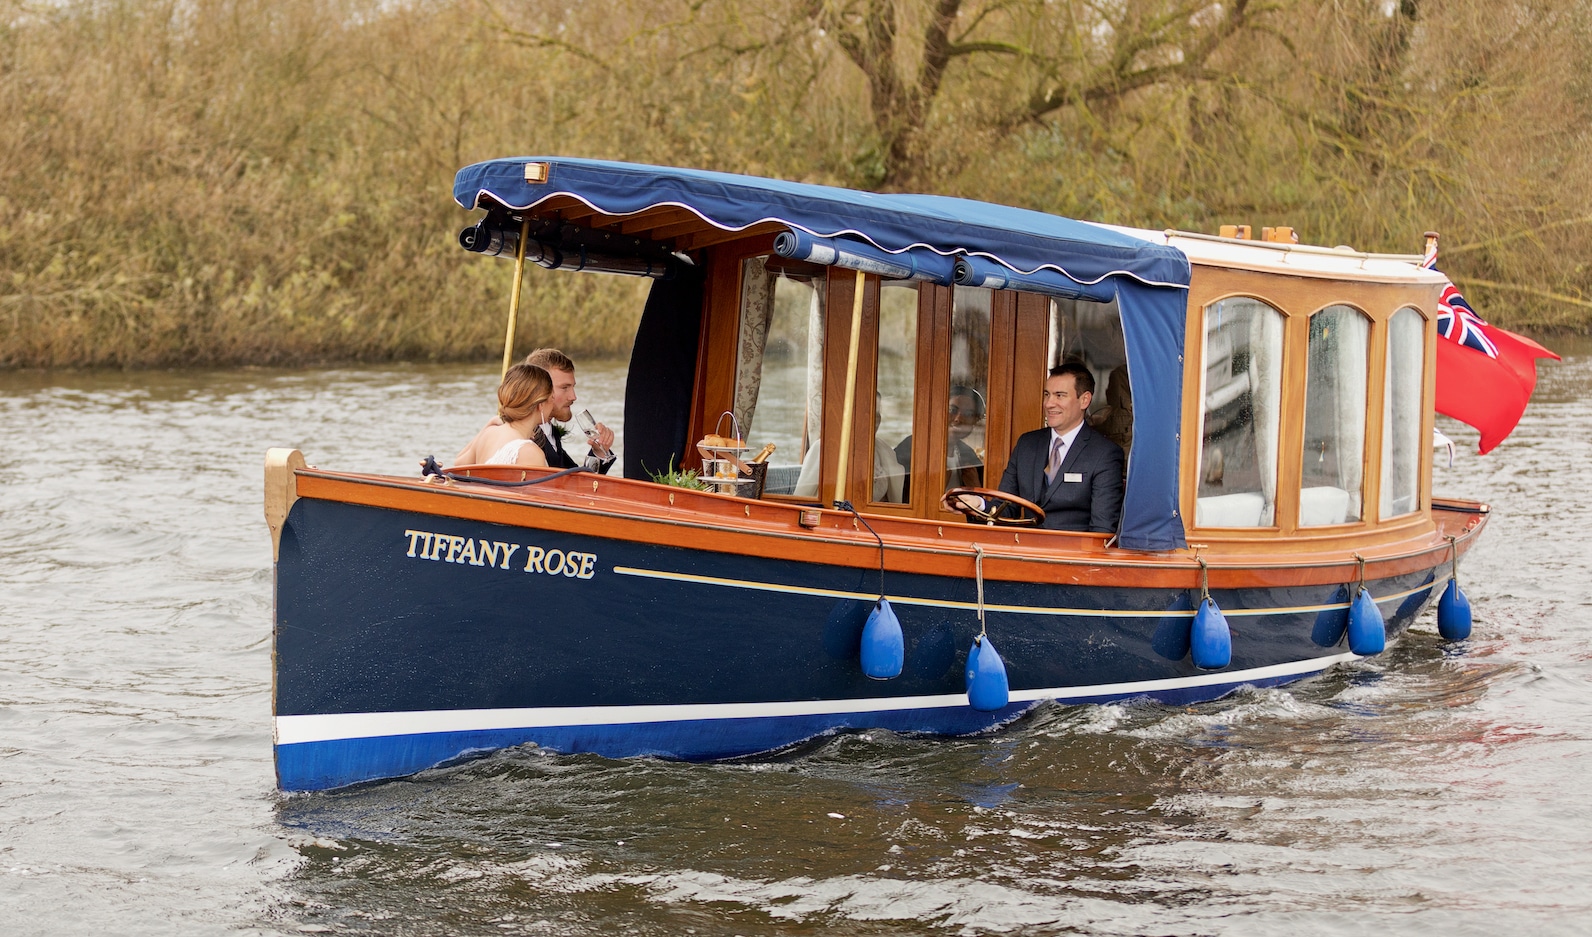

1430,283,1559,454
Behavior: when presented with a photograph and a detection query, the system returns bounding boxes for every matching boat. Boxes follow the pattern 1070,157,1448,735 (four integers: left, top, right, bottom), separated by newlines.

265,157,1494,792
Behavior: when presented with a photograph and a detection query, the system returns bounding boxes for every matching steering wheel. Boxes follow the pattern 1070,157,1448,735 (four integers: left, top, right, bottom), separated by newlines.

941,487,1046,526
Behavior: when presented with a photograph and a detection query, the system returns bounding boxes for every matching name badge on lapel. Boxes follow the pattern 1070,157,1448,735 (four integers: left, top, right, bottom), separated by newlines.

1063,472,1084,483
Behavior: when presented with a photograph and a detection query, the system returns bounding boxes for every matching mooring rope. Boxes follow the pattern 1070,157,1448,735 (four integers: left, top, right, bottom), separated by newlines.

835,500,887,599
973,542,987,637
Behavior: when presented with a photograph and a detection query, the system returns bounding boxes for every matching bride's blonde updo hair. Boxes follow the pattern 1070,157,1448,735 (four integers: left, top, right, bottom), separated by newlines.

497,363,553,424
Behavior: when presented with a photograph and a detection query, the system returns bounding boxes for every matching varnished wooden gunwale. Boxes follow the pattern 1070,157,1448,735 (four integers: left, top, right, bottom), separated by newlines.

290,467,1487,592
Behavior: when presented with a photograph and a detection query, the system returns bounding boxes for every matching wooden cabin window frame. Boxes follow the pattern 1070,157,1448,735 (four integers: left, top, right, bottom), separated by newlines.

690,235,779,469
1375,304,1434,522
1182,268,1443,541
827,282,1035,523
916,288,1047,522
1191,293,1291,531
1299,301,1376,530
855,280,931,515
813,270,863,509
804,276,1038,520
726,253,831,500
980,291,1043,508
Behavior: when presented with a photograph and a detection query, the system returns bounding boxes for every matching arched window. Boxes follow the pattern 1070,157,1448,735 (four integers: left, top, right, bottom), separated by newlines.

1380,307,1425,518
1301,304,1371,526
1196,298,1284,528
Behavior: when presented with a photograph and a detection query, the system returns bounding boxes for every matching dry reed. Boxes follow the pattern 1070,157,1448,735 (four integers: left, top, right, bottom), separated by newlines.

2,0,1587,369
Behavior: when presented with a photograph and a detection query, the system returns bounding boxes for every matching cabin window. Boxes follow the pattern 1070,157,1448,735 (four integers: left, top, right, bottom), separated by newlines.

733,256,826,496
1048,296,1130,452
944,288,991,489
1196,298,1283,528
866,282,917,504
1301,304,1371,526
893,287,990,500
1380,306,1425,518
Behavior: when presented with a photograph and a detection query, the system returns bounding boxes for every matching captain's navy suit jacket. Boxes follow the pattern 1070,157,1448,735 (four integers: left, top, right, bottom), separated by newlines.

997,423,1124,533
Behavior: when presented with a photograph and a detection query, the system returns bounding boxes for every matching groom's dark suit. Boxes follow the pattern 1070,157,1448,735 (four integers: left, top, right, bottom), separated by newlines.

997,423,1124,533
535,428,616,474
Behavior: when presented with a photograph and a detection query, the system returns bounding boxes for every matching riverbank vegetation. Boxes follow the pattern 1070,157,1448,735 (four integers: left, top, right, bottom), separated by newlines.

2,0,1589,368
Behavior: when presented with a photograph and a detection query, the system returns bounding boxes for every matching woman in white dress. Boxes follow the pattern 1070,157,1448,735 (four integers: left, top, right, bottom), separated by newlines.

451,364,554,468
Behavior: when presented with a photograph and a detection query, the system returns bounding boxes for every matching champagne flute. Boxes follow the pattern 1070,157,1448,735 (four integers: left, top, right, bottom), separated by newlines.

575,409,609,458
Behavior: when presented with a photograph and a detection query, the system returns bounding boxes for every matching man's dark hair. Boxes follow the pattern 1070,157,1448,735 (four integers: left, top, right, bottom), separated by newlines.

948,384,986,419
1048,361,1095,397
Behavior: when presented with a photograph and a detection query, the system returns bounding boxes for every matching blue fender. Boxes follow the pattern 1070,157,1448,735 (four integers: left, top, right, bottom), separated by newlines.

859,598,904,679
1437,579,1473,641
965,635,1009,711
1347,588,1386,655
1191,597,1232,670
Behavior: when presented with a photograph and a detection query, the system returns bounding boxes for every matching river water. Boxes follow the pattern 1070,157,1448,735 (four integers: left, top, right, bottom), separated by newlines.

2,350,1590,935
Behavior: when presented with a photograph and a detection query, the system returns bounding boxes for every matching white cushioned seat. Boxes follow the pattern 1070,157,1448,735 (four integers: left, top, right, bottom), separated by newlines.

1195,492,1266,527
1299,486,1351,526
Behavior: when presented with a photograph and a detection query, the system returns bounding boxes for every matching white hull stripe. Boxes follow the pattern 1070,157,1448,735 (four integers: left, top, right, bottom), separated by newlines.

612,565,1435,618
274,654,1355,746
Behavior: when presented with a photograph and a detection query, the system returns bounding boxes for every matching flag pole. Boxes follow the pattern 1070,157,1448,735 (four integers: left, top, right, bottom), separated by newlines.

831,269,867,506
500,218,532,380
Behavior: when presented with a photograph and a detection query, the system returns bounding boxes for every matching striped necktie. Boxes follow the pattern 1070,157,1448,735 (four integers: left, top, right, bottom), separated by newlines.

1045,435,1064,485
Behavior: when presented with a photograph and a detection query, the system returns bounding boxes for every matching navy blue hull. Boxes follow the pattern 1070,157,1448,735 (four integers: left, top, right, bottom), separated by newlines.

273,498,1438,790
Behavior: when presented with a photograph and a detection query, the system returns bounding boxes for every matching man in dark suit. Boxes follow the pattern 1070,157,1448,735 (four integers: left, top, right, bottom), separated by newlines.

997,362,1124,533
525,348,617,474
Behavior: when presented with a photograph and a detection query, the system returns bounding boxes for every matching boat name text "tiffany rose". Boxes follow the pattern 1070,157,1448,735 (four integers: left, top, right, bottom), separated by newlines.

402,528,598,579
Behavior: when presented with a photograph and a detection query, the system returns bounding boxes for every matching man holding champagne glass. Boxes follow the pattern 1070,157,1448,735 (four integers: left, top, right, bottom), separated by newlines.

524,348,617,474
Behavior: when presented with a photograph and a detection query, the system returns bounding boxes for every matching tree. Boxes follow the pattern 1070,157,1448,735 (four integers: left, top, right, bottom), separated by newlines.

804,0,1274,189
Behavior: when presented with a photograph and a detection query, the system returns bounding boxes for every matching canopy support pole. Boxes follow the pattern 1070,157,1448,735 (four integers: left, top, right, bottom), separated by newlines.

831,269,866,506
500,218,532,379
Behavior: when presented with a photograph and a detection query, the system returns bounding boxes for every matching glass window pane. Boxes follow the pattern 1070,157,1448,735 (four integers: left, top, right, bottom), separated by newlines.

1196,298,1283,528
892,287,990,500
945,288,990,490
1301,304,1371,526
869,283,916,503
735,256,825,496
1048,296,1130,452
1380,308,1425,518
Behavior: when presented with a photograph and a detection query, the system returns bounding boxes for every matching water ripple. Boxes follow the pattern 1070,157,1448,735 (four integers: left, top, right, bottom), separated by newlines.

4,356,1592,934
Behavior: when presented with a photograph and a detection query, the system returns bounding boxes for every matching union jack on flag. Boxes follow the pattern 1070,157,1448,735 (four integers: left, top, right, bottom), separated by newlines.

1421,231,1558,453
1436,284,1498,358
1421,246,1498,357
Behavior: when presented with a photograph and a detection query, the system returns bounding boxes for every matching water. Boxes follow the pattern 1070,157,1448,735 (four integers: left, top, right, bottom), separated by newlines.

3,352,1591,935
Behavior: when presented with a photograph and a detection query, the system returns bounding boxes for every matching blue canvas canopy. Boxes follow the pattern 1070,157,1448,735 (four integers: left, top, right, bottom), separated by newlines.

454,157,1190,551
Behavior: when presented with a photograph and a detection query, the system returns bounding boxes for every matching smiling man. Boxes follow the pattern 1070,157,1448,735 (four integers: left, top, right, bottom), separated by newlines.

997,362,1124,533
524,348,617,474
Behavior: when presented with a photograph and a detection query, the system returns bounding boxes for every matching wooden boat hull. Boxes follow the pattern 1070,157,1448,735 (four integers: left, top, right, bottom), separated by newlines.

271,471,1485,791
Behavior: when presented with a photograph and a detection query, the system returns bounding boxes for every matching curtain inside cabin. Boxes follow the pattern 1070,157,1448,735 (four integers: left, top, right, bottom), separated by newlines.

1251,303,1283,526
733,258,826,495
733,257,778,437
